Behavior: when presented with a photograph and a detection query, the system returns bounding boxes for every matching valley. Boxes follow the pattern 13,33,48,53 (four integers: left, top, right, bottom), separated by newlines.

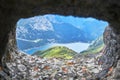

16,14,107,59
24,42,90,54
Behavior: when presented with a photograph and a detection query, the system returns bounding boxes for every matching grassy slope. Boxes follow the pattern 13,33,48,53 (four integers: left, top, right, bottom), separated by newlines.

33,46,77,59
81,36,104,55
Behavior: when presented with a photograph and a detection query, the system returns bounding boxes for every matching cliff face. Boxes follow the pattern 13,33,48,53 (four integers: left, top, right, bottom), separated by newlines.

103,26,120,79
0,0,120,79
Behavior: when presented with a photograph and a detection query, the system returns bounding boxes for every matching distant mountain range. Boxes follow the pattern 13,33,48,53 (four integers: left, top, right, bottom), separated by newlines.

16,14,108,51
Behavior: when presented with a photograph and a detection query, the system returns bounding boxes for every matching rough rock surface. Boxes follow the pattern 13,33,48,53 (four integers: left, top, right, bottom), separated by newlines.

0,0,120,79
0,49,105,80
103,26,120,80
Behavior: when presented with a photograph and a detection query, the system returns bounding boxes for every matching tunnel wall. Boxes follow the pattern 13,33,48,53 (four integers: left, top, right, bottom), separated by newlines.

0,0,120,79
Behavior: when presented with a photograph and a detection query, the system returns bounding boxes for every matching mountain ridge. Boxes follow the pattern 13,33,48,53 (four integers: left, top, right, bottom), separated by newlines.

81,36,104,55
33,46,77,59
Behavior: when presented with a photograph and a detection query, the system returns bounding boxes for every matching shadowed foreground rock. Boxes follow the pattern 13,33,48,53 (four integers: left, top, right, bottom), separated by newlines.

0,0,120,79
0,49,105,80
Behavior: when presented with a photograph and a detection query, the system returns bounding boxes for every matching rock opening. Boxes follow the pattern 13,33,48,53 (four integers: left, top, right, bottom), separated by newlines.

0,0,120,79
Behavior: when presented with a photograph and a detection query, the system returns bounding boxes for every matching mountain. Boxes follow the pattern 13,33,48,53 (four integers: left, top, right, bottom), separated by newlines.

16,16,54,40
16,14,108,51
45,14,108,40
16,16,87,50
81,36,104,55
16,22,86,50
33,46,77,59
52,22,87,43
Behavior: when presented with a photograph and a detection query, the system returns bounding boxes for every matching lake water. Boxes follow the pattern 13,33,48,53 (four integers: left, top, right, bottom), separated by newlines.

24,42,90,55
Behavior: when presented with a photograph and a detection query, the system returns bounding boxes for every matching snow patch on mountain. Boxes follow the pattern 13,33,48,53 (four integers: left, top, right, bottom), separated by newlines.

17,16,54,32
31,17,54,31
17,38,43,43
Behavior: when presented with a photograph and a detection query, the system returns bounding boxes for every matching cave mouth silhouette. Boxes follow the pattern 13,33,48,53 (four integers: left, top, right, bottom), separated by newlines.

16,14,108,58
1,1,120,79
